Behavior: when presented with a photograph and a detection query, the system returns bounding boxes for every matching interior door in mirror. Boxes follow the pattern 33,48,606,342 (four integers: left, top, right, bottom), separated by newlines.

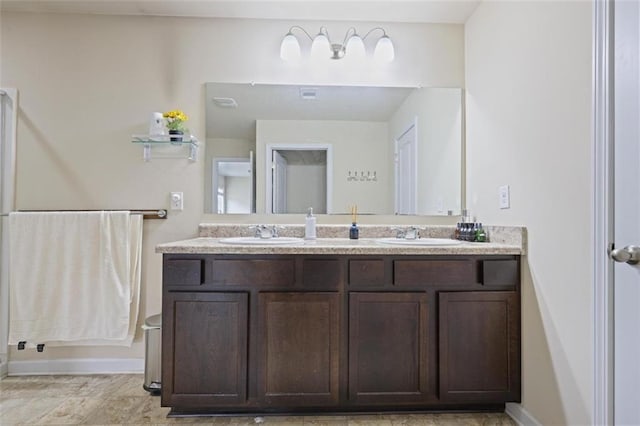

212,152,254,214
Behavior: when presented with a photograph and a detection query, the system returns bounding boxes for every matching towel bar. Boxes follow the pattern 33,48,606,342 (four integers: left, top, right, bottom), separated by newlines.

1,209,167,219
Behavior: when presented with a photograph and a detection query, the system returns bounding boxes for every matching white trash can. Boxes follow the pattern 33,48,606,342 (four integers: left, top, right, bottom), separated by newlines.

142,314,162,395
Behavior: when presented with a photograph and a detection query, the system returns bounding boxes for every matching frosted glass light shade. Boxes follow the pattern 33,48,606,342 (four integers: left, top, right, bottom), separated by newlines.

310,33,331,60
374,35,395,62
280,33,301,61
345,35,366,60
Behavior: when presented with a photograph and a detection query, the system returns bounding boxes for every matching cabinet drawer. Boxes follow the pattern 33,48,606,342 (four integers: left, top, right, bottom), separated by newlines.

210,259,295,286
302,259,341,289
349,259,385,287
394,259,476,286
164,259,204,286
482,260,519,286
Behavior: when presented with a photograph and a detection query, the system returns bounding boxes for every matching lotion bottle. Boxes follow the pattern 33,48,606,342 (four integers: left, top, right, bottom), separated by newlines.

305,207,317,240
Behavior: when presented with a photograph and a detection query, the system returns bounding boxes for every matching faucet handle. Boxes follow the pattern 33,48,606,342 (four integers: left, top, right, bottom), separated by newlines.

406,226,420,240
270,225,285,238
249,224,269,238
390,227,406,239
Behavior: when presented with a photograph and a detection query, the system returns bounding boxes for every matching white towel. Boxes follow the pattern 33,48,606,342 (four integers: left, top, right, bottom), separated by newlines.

8,211,143,346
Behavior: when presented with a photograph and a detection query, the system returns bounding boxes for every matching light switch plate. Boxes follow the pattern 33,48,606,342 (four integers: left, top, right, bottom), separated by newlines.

499,185,510,209
170,192,184,210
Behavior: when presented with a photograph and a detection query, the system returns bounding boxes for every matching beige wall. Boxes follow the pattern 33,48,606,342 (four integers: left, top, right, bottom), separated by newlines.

256,119,391,214
1,11,464,363
286,164,327,214
465,1,592,424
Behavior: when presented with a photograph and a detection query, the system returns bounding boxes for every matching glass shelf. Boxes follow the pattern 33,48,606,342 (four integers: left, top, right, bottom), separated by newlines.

131,134,199,162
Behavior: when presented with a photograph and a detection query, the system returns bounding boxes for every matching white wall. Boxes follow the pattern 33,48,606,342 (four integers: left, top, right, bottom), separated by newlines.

465,2,592,425
0,11,464,365
256,120,391,214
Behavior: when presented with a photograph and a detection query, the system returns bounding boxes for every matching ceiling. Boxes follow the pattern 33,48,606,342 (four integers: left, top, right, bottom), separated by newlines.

0,1,480,24
206,83,415,140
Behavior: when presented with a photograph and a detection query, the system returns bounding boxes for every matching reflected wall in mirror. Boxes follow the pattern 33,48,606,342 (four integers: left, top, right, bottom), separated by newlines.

205,83,463,215
212,151,254,214
268,147,329,214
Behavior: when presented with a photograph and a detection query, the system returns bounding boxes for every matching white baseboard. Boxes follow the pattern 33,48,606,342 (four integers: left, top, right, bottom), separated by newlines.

0,359,8,378
505,403,542,426
7,358,144,376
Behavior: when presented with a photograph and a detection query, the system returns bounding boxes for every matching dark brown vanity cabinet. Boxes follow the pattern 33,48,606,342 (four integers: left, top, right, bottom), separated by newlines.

348,292,429,404
162,291,248,407
439,291,520,403
257,292,340,406
162,253,521,414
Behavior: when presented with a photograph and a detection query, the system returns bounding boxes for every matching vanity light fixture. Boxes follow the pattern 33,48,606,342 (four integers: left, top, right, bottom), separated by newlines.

280,26,395,63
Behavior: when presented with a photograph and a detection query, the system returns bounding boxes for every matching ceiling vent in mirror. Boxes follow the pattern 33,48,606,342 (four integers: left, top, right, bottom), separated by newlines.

299,88,318,100
212,97,238,108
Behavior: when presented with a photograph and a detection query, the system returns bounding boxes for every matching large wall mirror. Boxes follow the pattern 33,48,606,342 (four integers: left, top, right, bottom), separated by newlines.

205,83,463,215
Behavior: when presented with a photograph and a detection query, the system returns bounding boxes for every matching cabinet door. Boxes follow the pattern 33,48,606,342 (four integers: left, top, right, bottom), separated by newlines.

439,291,520,402
162,292,248,407
257,292,340,406
348,292,429,404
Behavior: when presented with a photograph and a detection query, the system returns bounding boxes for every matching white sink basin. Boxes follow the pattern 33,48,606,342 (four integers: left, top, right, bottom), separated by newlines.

376,237,463,246
219,237,305,245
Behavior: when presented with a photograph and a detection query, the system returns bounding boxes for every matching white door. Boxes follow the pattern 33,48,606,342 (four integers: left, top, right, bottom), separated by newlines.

272,150,288,214
395,124,417,215
613,1,640,424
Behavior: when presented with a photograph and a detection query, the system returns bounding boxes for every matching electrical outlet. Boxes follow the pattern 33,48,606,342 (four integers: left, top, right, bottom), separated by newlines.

170,192,184,210
499,185,510,209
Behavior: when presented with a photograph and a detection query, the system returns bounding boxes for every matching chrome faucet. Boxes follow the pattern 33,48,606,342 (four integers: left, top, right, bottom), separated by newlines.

250,225,283,239
251,225,271,239
405,226,420,240
392,226,420,240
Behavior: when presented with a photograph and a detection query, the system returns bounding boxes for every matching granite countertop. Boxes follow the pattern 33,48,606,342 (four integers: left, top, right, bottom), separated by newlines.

156,223,526,255
156,237,522,255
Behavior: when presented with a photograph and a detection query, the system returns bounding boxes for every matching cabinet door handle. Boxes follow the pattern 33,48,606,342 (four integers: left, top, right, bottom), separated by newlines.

610,245,640,265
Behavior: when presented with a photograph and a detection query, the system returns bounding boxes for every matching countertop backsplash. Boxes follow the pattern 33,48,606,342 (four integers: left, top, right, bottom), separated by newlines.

197,223,527,253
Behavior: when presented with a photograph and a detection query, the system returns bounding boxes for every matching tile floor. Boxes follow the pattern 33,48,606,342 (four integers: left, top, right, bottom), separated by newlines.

0,375,516,425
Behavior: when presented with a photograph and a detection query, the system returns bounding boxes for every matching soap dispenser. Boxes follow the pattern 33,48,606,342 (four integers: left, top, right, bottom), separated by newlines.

305,207,317,240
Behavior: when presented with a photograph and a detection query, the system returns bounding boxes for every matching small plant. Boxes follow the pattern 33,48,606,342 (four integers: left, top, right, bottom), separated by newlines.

163,109,188,132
